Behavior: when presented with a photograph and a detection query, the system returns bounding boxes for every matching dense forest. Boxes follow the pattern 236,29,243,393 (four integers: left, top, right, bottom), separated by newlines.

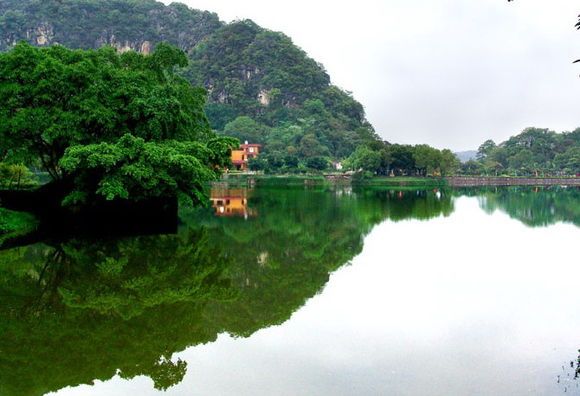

0,0,378,171
461,127,580,176
338,141,460,177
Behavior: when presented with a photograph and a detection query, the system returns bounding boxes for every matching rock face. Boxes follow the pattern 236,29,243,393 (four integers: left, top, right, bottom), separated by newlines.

32,23,53,45
257,89,270,106
0,0,222,52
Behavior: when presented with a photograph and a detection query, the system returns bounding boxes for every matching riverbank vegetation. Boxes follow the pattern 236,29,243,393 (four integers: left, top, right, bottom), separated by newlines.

342,142,460,177
460,127,580,177
0,163,37,189
0,208,37,240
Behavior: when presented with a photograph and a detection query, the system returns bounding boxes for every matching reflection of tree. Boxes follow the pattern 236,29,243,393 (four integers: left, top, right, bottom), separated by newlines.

0,187,456,396
183,187,455,336
472,187,580,227
0,229,234,396
352,188,454,222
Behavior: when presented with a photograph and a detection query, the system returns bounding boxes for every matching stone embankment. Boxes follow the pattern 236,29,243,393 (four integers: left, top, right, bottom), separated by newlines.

446,177,580,187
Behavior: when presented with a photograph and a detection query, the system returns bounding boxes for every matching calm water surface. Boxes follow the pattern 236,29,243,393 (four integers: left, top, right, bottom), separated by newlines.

0,186,578,396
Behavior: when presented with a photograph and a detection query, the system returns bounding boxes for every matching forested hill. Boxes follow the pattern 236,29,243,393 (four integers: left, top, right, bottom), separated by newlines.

463,127,580,176
0,0,378,167
0,0,221,53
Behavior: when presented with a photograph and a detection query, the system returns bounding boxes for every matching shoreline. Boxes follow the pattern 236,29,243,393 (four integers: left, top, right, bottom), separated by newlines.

218,174,580,188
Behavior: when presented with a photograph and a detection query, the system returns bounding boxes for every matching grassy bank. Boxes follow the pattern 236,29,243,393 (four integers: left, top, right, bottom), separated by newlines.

0,208,38,246
218,174,331,188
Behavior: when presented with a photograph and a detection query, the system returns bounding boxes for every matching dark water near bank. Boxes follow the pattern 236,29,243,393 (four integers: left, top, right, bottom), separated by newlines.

0,186,578,396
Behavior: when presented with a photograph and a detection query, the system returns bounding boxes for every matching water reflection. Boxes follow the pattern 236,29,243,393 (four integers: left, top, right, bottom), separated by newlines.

472,186,580,227
0,186,577,395
210,187,255,218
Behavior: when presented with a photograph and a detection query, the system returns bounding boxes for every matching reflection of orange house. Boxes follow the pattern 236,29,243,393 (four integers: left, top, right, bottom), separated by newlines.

231,141,262,171
210,188,256,218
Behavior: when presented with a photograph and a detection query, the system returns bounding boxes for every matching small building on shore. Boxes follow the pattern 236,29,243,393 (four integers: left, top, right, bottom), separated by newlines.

231,141,262,171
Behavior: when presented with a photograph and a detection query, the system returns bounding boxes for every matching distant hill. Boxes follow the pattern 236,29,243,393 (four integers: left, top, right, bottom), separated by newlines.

0,0,378,164
454,150,477,163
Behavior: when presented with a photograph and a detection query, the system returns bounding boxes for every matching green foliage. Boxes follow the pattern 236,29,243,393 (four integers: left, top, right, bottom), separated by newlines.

476,139,497,161
0,163,37,189
222,116,270,144
0,42,237,204
181,16,378,163
60,134,238,205
0,208,35,233
554,147,580,175
186,21,331,116
0,0,222,52
459,159,483,176
439,149,460,176
305,156,329,171
475,186,580,227
344,142,459,176
463,127,580,176
413,145,441,176
344,146,381,173
0,208,37,243
0,0,379,171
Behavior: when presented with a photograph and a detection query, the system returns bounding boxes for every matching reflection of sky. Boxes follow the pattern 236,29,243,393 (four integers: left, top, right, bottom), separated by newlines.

52,197,580,396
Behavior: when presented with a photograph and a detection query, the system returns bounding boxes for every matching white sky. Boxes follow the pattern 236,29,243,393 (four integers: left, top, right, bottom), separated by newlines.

164,0,580,151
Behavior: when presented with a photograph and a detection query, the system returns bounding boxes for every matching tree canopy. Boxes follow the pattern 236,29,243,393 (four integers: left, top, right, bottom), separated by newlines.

0,42,237,205
460,127,580,176
343,141,460,177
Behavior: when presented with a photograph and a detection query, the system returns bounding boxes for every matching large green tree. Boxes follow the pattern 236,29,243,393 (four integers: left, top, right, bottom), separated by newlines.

0,42,237,205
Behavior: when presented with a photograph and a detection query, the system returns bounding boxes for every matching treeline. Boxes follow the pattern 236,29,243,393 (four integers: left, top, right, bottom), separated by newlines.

0,163,37,189
240,138,459,176
341,142,459,177
461,127,580,176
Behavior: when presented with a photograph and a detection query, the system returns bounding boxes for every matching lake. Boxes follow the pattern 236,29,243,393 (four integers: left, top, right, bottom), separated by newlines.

0,186,578,396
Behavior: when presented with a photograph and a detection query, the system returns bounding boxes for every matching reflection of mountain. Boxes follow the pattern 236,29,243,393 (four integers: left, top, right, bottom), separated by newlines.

0,187,454,395
472,187,580,227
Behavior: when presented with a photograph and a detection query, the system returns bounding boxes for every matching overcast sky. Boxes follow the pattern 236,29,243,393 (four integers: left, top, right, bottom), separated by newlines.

165,0,580,151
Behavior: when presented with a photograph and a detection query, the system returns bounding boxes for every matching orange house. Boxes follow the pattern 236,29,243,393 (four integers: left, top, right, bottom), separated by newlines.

231,141,262,171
